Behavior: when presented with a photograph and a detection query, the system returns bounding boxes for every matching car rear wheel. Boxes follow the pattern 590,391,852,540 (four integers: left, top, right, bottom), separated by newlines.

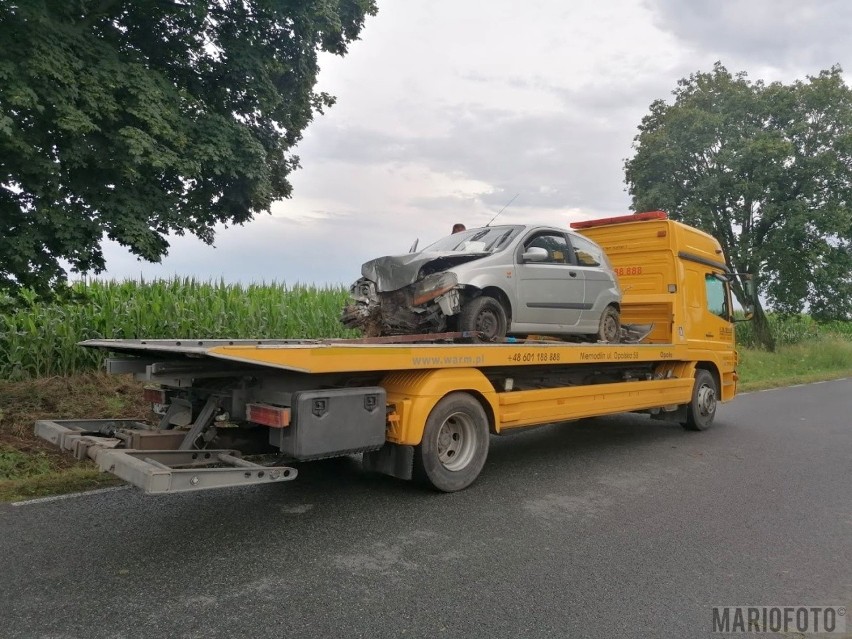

459,295,508,341
596,305,620,343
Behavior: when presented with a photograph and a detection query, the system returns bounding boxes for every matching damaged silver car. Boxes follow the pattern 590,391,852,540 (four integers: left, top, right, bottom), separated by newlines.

341,224,622,342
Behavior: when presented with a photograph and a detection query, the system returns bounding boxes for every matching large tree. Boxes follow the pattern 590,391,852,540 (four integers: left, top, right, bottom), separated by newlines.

0,0,376,293
625,63,852,350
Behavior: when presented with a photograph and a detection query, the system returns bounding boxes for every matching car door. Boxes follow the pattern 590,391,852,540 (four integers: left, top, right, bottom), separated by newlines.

568,232,614,321
514,230,585,328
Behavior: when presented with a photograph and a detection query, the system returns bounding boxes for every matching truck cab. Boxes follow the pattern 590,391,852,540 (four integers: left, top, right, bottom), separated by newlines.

574,211,741,401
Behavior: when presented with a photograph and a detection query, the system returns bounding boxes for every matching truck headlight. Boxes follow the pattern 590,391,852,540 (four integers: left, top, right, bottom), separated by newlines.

412,272,458,306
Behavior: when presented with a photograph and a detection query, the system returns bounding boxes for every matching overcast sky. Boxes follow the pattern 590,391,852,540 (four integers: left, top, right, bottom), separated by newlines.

97,0,852,288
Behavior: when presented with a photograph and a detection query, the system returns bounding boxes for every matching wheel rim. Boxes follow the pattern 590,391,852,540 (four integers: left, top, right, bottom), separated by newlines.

696,384,717,417
475,309,501,338
602,313,618,341
436,411,478,471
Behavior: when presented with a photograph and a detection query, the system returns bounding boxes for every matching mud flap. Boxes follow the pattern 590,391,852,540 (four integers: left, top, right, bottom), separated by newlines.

650,404,688,422
362,443,414,480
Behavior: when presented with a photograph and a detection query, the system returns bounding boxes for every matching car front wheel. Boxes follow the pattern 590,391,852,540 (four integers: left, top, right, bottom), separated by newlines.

458,295,508,341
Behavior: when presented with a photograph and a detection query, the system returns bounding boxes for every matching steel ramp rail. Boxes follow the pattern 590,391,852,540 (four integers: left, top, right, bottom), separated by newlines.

96,449,298,494
34,419,298,495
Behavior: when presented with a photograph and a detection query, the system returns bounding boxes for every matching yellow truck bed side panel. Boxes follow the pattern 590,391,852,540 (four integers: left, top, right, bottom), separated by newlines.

497,378,695,429
379,367,698,444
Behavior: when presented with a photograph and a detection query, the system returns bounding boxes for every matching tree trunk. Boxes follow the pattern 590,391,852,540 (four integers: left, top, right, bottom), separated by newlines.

751,298,776,352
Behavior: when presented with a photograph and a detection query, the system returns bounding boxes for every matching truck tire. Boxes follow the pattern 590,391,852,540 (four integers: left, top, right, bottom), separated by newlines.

682,369,718,431
459,295,508,341
413,392,490,492
596,305,620,343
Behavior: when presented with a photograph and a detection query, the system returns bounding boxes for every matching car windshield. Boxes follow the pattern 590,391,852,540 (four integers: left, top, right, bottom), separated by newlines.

422,226,523,254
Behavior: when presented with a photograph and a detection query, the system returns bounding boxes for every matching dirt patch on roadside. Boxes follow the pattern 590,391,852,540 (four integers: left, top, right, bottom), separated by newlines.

0,372,150,434
0,373,151,478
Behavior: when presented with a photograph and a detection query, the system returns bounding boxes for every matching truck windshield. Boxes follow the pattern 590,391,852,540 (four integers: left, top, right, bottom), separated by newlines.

422,226,523,254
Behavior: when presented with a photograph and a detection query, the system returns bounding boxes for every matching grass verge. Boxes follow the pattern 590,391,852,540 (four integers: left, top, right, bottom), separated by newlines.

0,373,148,502
737,338,852,392
1,338,850,503
0,465,122,502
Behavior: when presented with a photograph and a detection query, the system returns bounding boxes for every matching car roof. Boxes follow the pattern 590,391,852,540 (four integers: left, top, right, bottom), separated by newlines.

465,224,565,233
461,224,596,243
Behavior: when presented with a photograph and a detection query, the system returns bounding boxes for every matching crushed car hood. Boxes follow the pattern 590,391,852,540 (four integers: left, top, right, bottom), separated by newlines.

361,252,488,292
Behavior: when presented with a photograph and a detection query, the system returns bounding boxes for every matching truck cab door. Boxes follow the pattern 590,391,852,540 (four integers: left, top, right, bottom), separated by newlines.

514,231,585,328
685,269,735,352
702,272,736,350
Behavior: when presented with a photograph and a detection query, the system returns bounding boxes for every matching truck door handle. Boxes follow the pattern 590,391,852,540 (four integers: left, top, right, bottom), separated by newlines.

569,271,577,277
705,332,714,338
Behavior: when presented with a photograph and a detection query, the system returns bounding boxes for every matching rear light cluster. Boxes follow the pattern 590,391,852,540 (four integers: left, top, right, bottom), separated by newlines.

246,403,291,428
143,387,291,428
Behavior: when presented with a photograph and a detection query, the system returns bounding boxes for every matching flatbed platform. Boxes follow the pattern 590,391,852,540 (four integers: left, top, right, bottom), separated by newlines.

82,338,690,374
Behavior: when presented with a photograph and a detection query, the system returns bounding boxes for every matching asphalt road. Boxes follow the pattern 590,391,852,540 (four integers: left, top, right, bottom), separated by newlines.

1,378,851,639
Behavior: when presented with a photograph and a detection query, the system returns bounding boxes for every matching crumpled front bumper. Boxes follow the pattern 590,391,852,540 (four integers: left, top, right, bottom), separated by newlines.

341,277,462,336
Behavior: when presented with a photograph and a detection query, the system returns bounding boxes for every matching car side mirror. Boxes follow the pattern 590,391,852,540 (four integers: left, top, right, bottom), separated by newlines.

522,247,549,262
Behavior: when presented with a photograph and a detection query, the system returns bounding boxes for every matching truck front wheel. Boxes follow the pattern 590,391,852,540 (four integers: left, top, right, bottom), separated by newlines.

414,392,490,492
682,369,718,431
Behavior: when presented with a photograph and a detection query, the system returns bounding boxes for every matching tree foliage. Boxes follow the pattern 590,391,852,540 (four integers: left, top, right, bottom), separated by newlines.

625,63,852,349
0,0,376,293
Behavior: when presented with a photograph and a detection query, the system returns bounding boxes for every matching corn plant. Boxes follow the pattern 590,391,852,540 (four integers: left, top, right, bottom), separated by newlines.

0,279,358,380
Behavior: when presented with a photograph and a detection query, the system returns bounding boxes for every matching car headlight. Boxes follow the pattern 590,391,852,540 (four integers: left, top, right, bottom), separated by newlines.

349,278,377,302
412,272,458,306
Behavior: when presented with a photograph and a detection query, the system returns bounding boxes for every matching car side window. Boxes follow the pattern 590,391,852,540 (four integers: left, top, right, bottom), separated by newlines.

525,233,572,264
570,234,604,267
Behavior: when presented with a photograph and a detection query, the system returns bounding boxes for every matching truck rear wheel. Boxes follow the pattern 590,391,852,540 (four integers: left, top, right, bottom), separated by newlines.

682,369,718,431
414,392,490,492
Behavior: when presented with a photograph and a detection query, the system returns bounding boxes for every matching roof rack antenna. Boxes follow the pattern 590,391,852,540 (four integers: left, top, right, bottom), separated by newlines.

485,193,519,227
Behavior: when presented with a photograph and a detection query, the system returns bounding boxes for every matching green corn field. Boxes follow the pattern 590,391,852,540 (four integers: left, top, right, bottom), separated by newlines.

0,279,357,380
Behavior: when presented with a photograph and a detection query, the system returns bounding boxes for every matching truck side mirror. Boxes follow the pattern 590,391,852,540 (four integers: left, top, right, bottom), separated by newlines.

522,247,549,262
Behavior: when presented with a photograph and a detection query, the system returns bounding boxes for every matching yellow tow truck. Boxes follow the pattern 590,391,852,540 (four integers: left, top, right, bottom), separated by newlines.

35,212,752,494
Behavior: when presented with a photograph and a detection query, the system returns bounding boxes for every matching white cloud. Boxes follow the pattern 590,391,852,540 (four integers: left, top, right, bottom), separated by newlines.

646,0,851,79
98,0,852,286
